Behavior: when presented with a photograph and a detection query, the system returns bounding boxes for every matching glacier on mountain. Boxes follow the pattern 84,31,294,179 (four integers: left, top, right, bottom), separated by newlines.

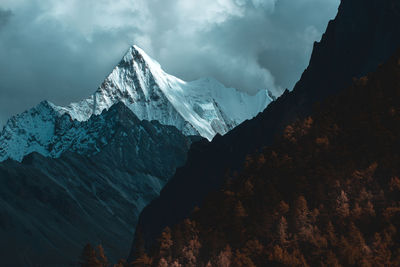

0,45,273,162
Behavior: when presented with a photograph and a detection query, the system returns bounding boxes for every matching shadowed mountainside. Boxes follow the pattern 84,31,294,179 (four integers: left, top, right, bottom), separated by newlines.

131,45,400,267
131,0,400,256
0,103,195,266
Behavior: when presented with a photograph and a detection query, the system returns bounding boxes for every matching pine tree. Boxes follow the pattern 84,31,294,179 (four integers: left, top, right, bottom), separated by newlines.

217,245,232,267
336,190,350,218
80,243,101,267
96,245,109,267
157,258,168,267
159,227,173,259
277,216,289,245
133,228,146,260
235,201,247,218
293,195,313,242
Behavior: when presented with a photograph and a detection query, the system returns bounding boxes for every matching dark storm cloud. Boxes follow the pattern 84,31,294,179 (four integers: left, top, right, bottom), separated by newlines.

0,0,339,126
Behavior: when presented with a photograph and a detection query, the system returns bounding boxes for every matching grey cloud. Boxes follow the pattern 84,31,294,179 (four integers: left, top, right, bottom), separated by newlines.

0,8,12,30
142,0,339,94
0,0,339,126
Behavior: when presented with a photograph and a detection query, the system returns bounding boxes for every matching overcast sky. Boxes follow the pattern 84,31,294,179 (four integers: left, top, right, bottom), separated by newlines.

0,0,340,126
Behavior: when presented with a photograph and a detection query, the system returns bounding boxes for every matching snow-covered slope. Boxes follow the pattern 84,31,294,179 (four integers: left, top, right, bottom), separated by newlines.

0,45,273,162
61,45,273,139
0,101,129,162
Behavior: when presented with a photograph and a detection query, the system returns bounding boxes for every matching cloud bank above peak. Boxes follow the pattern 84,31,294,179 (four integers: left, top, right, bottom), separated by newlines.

0,0,340,126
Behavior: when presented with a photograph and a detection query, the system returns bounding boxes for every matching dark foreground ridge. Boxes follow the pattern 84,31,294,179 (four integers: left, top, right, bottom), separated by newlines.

132,44,400,267
131,0,400,256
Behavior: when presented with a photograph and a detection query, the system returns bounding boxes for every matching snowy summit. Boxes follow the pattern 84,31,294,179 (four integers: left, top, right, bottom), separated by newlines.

61,45,273,139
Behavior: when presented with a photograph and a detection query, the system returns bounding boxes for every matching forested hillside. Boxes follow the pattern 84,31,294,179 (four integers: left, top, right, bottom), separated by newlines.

132,1,400,252
129,48,400,266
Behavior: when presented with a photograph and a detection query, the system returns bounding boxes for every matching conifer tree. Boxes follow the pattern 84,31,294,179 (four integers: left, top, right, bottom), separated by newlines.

80,243,101,267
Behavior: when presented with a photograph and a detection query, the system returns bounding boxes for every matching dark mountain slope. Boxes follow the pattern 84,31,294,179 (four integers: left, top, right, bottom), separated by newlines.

0,103,194,267
132,0,400,254
133,46,400,267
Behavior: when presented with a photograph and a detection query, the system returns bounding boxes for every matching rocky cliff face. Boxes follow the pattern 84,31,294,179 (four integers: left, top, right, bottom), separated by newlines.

131,0,400,256
0,103,194,266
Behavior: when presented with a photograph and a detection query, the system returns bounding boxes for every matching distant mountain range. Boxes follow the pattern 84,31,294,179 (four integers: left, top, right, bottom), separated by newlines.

0,45,272,163
0,46,271,266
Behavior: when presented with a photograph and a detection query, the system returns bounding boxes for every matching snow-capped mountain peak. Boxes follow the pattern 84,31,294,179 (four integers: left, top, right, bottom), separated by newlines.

60,45,273,139
0,45,273,162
